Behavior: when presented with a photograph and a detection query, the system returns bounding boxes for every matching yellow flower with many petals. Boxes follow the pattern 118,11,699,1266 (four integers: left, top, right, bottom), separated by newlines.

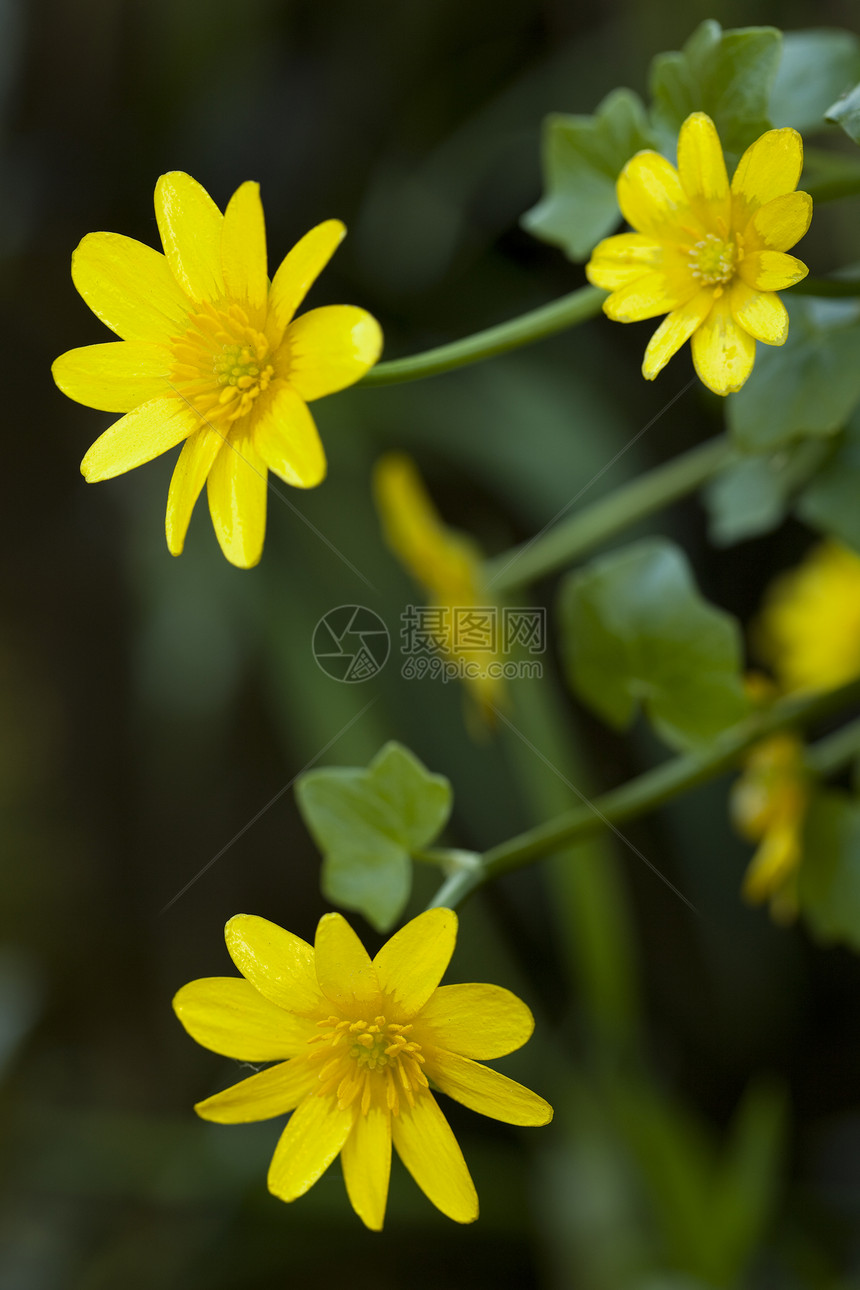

173,908,552,1230
731,729,808,923
586,112,811,396
756,541,860,693
374,453,504,724
53,172,382,568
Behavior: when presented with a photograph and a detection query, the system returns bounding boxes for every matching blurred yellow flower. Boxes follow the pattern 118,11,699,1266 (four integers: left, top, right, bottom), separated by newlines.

731,730,808,922
53,172,382,568
587,112,811,396
174,908,551,1230
374,453,504,723
756,541,860,693
733,544,860,918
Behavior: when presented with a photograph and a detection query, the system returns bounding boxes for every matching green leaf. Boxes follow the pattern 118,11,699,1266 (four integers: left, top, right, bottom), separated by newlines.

770,29,860,133
649,21,782,160
826,80,860,143
613,1078,786,1285
708,1081,787,1285
295,742,452,932
799,788,860,951
705,440,831,546
728,297,860,452
796,409,860,550
558,538,750,751
522,88,656,262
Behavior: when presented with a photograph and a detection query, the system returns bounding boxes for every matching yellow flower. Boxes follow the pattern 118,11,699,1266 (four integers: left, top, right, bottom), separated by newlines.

53,172,382,568
731,731,808,922
586,112,811,396
373,453,504,723
173,908,552,1230
756,541,860,693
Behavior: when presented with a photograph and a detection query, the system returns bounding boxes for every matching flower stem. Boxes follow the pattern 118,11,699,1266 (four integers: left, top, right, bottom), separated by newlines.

806,714,860,777
427,678,860,911
485,435,733,593
361,286,606,387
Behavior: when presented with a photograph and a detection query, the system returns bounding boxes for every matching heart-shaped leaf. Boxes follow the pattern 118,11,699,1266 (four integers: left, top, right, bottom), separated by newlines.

296,742,452,932
522,88,655,262
559,538,749,750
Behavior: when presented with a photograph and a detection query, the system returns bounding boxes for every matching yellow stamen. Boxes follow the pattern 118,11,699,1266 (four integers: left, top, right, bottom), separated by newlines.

308,1012,428,1117
169,301,275,426
688,233,737,287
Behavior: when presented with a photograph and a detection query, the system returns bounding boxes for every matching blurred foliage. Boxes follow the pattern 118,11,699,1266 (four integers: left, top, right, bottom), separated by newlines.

558,538,749,750
5,0,860,1288
728,299,860,451
801,789,860,951
827,78,860,142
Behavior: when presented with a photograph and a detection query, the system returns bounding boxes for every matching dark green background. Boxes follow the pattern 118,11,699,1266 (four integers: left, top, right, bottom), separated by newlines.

3,1,860,1286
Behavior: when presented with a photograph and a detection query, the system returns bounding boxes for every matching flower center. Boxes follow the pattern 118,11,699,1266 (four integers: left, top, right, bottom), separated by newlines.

169,302,275,426
309,1014,429,1116
688,233,737,286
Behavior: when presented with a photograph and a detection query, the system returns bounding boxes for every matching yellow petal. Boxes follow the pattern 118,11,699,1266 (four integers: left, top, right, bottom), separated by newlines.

155,171,225,304
221,181,268,320
166,426,226,556
642,289,714,380
268,219,346,346
372,908,457,1016
195,1057,318,1124
617,151,690,239
731,127,803,231
173,977,315,1060
747,191,812,253
80,396,194,482
373,453,487,631
415,983,534,1059
225,914,322,1014
756,542,860,692
428,1049,553,1126
604,271,695,323
742,822,801,903
313,913,380,1009
71,231,190,343
341,1104,392,1231
690,292,757,395
585,233,664,291
268,1090,355,1201
205,426,268,569
391,1092,478,1223
738,249,808,293
52,341,170,413
677,112,730,234
374,453,448,585
730,280,788,346
284,306,383,402
252,385,327,488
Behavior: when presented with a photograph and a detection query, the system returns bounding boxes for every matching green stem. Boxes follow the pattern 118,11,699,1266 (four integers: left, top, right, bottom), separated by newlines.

806,714,860,777
360,286,606,387
485,435,733,593
427,678,860,911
